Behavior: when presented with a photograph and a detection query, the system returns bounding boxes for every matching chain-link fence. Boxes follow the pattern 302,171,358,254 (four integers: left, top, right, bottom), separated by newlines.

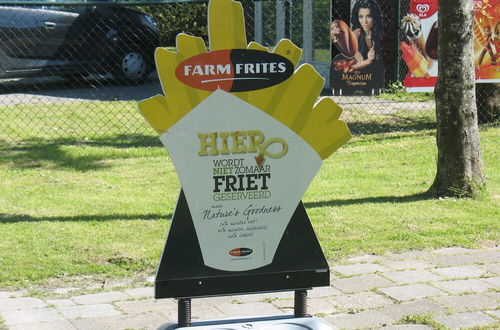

0,0,497,145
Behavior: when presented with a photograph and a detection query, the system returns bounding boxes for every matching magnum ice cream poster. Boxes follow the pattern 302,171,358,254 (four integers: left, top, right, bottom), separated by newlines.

330,0,385,95
400,0,499,92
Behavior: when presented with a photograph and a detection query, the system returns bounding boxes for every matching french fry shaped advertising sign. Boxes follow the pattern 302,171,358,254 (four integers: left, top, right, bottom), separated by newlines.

139,0,351,279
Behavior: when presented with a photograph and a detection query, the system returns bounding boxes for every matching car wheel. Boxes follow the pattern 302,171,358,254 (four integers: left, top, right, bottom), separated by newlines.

114,50,149,83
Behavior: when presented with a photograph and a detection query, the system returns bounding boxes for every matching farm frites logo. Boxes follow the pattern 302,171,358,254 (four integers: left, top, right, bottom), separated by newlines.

175,49,294,92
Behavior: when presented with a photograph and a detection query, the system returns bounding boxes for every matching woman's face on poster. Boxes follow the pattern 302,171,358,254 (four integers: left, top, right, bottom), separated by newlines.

358,8,374,33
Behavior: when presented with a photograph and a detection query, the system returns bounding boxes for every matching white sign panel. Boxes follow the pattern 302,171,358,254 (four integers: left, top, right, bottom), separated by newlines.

161,90,322,271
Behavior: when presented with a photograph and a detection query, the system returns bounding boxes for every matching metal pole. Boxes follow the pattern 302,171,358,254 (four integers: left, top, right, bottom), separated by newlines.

294,290,308,317
178,298,192,327
303,0,313,63
395,0,401,83
286,0,292,40
276,0,286,42
254,1,263,44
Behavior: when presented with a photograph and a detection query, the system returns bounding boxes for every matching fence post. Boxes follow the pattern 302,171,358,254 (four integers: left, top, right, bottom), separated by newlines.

276,0,286,41
303,0,313,63
254,1,263,44
394,0,401,83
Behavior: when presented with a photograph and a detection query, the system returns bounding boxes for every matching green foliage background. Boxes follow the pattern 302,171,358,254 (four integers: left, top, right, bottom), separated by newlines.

139,3,208,46
138,0,330,53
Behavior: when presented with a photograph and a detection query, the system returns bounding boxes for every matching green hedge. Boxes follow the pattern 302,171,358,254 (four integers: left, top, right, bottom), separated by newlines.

140,3,208,46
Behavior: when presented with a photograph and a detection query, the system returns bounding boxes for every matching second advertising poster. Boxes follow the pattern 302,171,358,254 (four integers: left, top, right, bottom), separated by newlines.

330,0,386,95
400,0,499,91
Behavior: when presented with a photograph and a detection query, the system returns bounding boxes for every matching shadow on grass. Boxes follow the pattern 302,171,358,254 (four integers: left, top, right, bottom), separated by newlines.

0,212,172,223
4,144,108,171
0,134,162,171
346,116,437,135
7,133,161,148
304,191,434,208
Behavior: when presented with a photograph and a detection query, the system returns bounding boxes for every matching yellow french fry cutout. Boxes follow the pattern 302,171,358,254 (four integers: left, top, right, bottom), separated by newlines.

138,95,174,134
175,34,212,105
273,39,302,68
154,48,199,120
302,97,351,158
139,0,351,159
176,33,207,57
272,64,324,131
317,121,351,159
302,97,343,138
247,41,268,52
208,0,246,50
245,39,302,114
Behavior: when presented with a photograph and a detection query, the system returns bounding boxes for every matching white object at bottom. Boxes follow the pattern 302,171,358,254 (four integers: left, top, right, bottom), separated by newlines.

158,315,333,330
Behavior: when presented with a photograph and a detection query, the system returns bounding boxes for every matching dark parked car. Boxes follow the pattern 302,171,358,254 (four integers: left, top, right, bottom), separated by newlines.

0,2,159,83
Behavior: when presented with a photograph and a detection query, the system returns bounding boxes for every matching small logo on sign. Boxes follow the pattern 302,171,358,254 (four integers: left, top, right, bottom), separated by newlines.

416,4,430,14
176,49,294,92
229,248,253,257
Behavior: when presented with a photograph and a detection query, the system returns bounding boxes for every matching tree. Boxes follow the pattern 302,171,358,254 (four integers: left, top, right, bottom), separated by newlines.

432,0,485,197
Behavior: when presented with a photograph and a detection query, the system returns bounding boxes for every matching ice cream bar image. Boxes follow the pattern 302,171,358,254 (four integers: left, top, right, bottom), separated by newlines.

401,14,426,58
400,14,422,41
331,20,358,59
400,41,430,78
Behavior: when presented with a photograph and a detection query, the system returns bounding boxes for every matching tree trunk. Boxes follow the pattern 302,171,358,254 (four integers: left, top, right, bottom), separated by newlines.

432,0,485,197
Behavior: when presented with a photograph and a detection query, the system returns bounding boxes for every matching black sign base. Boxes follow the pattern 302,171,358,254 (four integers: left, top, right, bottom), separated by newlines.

155,190,330,299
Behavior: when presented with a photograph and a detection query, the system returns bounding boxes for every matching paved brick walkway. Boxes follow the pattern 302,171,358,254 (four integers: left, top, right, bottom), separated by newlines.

0,246,498,330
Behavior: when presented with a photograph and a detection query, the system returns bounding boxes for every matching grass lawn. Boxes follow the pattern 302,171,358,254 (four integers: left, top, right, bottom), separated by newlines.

0,101,498,288
378,91,435,103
